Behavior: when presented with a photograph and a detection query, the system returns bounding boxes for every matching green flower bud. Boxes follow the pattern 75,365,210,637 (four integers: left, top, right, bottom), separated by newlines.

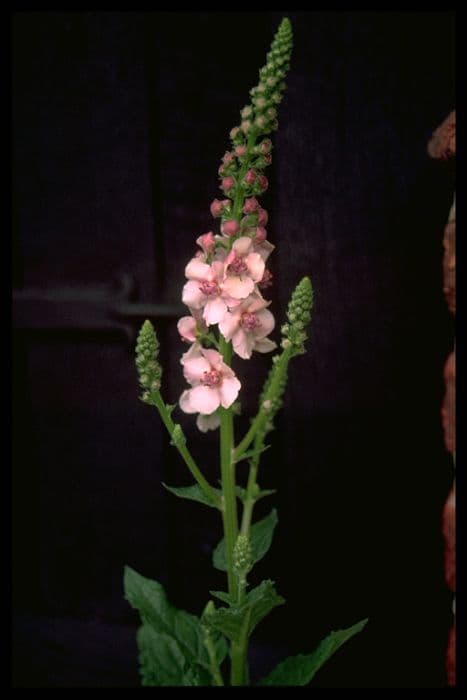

233,534,253,575
282,276,314,356
135,320,162,394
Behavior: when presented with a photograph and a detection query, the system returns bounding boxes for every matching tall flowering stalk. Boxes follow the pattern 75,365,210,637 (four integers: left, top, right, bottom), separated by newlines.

124,18,367,687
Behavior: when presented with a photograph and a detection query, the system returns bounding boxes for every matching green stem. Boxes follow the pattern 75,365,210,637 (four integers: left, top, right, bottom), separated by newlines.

230,609,251,686
218,337,238,602
151,391,221,508
203,628,224,687
240,458,260,536
234,346,292,462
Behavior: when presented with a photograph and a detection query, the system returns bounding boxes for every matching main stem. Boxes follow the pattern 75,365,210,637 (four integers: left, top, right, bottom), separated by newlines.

219,337,238,603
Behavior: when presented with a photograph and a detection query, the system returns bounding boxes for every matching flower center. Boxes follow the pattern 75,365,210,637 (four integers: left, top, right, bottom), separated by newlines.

228,256,248,276
202,369,222,387
240,312,260,330
199,280,219,296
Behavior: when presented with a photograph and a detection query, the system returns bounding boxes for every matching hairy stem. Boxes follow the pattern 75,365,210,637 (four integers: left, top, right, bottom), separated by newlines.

151,391,221,508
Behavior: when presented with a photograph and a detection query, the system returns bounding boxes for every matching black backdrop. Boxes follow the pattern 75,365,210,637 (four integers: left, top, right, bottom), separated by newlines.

12,11,455,688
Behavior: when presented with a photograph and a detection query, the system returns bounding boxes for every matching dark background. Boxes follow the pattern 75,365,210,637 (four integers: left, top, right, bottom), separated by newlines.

12,10,455,688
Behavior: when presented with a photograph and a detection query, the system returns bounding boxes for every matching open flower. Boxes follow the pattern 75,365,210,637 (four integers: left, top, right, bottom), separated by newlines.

179,344,241,415
219,292,276,359
223,237,265,299
182,259,240,325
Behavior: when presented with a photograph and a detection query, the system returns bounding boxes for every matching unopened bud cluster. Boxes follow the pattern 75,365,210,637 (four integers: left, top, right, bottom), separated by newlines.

233,533,253,575
281,276,313,355
135,320,163,398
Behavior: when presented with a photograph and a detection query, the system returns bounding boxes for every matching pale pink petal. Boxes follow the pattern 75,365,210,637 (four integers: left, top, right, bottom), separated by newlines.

254,337,277,353
247,292,270,313
232,328,255,359
196,412,221,432
245,253,265,282
187,385,221,414
210,260,226,281
182,280,205,309
177,316,197,342
179,388,197,413
254,308,275,339
222,275,255,299
218,309,241,341
255,240,275,262
185,258,211,280
232,236,253,256
203,296,228,325
201,348,224,370
219,376,241,408
182,355,211,384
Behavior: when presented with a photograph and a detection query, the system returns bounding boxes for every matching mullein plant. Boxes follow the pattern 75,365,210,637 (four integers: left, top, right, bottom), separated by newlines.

124,18,367,687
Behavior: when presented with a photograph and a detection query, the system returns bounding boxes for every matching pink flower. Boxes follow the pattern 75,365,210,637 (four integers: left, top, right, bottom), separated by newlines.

180,344,241,415
223,237,265,299
219,293,276,359
182,258,241,325
210,198,231,218
221,219,240,237
196,231,216,255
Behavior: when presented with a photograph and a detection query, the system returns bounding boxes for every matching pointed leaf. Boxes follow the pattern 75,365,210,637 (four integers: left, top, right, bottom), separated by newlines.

124,566,226,677
204,580,285,642
209,590,234,605
259,618,368,686
162,482,221,509
213,509,278,571
137,625,210,686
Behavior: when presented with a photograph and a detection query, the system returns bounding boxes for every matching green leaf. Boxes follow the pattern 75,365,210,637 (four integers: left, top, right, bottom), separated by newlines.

235,445,270,464
162,482,221,509
209,590,234,605
204,580,285,642
137,625,210,686
124,566,227,684
235,486,277,504
258,618,368,686
213,509,278,572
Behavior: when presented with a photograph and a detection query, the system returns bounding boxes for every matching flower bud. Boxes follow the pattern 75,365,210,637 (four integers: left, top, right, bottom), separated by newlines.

221,219,240,237
240,105,253,119
241,119,252,134
243,197,259,214
210,198,230,218
245,169,257,185
255,226,267,243
235,144,248,157
230,126,241,140
233,534,253,575
196,231,216,253
135,320,163,394
258,138,273,154
258,174,269,192
282,276,314,355
221,176,236,194
257,207,268,226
